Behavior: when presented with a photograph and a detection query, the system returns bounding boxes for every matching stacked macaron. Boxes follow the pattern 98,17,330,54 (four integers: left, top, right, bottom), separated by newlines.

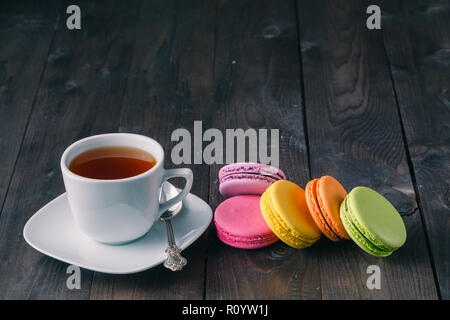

218,162,286,197
214,195,278,249
215,163,407,257
214,163,286,249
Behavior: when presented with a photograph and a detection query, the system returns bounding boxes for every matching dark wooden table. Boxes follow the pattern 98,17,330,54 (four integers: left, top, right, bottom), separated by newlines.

0,0,448,300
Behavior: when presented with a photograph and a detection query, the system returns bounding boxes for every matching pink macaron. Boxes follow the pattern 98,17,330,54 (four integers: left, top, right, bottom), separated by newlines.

214,195,278,249
218,162,286,198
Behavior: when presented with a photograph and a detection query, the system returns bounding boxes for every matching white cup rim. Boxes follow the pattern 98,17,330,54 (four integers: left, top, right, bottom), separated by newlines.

60,133,164,184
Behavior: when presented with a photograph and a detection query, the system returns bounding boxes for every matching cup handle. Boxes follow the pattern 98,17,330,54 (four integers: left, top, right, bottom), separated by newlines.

158,168,193,217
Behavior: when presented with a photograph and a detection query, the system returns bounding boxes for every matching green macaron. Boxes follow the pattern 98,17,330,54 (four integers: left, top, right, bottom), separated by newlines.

340,186,407,257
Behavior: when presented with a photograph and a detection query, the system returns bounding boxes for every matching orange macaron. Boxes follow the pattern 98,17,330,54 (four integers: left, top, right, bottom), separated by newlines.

305,176,350,241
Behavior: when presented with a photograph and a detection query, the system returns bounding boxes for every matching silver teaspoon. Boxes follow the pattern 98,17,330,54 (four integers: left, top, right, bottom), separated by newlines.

159,182,187,271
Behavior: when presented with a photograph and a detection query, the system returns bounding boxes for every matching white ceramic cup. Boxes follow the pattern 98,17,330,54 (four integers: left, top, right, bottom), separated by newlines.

61,133,193,244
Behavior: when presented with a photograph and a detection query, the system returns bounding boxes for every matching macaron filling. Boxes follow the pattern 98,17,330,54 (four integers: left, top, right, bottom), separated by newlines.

342,196,393,256
219,172,281,183
219,167,285,184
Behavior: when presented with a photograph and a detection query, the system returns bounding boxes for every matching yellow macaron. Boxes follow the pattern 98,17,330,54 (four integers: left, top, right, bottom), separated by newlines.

260,180,322,248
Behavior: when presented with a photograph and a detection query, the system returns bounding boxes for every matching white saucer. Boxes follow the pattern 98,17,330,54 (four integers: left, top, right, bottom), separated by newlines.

23,190,212,274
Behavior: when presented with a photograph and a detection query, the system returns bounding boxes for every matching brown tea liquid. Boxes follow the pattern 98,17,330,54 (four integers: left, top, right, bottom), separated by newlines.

69,146,157,180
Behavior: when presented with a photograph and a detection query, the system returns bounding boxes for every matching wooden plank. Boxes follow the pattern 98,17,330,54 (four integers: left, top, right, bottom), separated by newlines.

0,0,140,299
89,0,216,299
0,1,61,214
205,0,321,300
297,0,439,299
381,0,450,299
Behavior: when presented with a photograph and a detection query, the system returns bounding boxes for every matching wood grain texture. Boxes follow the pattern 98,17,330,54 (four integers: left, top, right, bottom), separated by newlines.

297,0,438,299
89,0,216,300
205,0,321,300
0,1,61,215
0,0,140,299
381,0,449,299
0,0,445,300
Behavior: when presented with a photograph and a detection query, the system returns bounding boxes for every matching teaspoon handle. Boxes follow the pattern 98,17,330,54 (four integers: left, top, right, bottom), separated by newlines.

163,219,187,271
164,219,176,247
